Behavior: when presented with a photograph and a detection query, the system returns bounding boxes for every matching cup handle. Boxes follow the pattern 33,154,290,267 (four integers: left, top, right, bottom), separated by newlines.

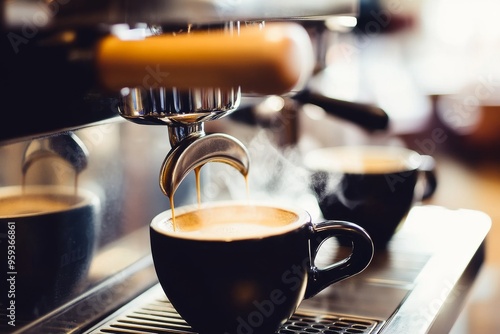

418,155,437,200
304,220,374,299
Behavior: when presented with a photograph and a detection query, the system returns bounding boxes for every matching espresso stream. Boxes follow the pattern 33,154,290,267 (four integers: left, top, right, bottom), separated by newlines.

169,165,250,231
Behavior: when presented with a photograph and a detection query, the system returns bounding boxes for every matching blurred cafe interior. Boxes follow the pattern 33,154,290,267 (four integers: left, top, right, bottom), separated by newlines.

1,0,500,333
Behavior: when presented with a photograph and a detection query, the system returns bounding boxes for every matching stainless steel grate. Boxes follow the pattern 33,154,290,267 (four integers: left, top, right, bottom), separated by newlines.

88,285,382,334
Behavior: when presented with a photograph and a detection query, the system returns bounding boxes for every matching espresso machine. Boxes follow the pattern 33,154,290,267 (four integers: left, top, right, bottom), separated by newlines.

0,1,490,333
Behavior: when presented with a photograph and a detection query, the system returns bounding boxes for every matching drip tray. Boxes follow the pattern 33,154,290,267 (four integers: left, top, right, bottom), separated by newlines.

87,284,384,334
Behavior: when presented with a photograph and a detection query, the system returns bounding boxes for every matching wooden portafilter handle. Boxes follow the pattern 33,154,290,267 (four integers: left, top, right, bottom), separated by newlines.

95,23,315,95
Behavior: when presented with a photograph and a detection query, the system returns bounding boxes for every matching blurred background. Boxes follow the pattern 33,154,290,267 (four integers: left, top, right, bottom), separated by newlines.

297,0,500,332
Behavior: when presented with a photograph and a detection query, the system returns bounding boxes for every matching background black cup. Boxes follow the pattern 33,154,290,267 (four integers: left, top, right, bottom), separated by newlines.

0,185,98,320
150,202,373,334
305,146,437,249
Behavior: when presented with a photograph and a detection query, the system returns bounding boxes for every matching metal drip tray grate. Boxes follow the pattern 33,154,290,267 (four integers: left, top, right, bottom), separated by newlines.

88,284,382,334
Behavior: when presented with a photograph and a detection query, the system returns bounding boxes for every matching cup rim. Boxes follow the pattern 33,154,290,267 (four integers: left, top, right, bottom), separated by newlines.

0,185,99,219
303,145,423,174
151,200,310,241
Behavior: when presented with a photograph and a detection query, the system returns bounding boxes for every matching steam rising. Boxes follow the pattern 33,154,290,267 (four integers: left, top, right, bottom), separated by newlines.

200,130,321,218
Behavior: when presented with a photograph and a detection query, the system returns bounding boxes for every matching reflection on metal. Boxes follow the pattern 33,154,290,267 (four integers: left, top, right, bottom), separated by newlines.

4,0,358,28
120,86,241,127
22,132,89,175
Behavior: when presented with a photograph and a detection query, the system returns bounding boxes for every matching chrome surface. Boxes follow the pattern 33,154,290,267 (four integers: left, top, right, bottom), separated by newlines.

0,121,196,332
167,123,204,148
76,205,489,334
3,0,358,28
119,86,241,127
160,132,250,198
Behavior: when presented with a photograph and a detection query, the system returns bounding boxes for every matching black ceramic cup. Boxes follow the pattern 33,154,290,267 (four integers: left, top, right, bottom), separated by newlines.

150,202,373,334
305,145,437,249
0,185,98,320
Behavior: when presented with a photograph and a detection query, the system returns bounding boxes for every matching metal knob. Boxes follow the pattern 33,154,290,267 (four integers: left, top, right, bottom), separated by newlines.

22,132,89,176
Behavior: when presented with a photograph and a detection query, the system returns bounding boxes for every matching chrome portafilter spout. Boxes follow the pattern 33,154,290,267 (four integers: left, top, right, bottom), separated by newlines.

120,85,250,199
160,125,250,199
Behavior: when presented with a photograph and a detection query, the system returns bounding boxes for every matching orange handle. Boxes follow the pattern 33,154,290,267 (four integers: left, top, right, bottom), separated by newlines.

95,23,314,95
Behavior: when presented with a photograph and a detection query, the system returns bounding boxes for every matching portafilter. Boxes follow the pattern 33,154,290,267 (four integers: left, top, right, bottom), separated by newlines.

107,22,315,199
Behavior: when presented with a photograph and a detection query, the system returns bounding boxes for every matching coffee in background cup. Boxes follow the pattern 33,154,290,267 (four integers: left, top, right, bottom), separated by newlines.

304,145,437,249
0,185,99,320
150,201,374,334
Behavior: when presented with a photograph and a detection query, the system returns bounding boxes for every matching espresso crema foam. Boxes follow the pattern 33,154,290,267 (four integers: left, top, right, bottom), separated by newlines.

0,194,81,218
306,146,421,174
175,222,278,239
155,204,303,241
